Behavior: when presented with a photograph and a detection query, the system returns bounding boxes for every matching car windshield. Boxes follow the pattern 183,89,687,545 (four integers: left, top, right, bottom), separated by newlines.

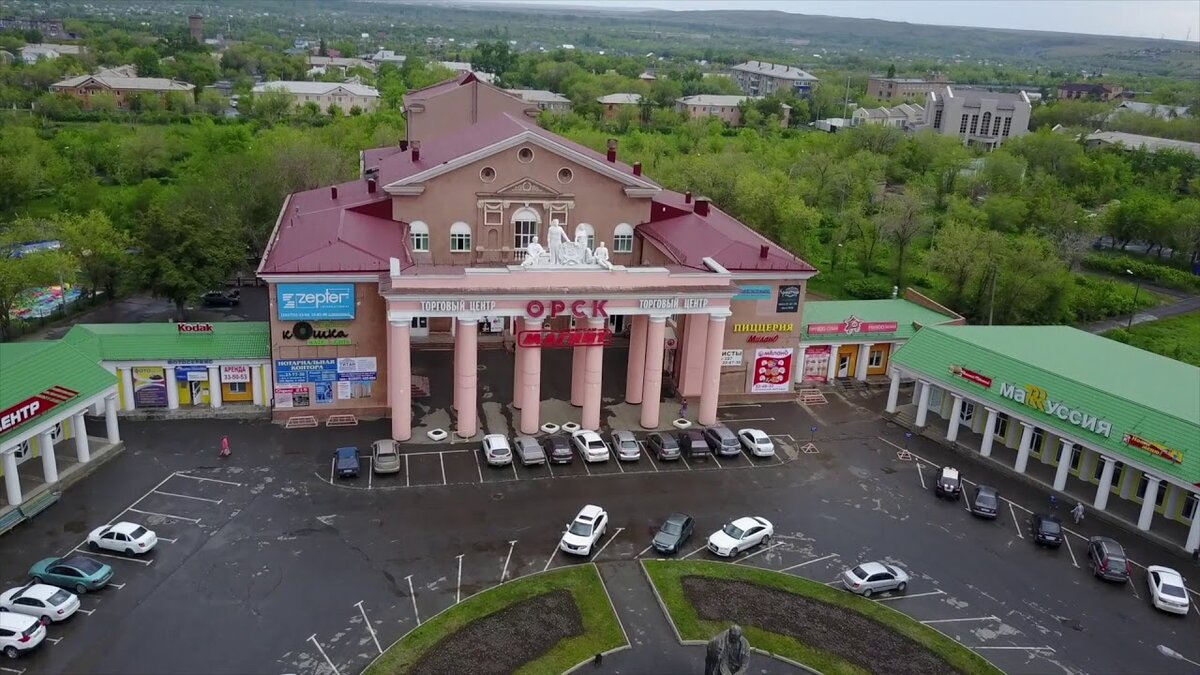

48,589,71,605
1041,519,1061,534
568,521,593,536
129,526,149,539
721,523,745,539
64,557,103,574
661,521,682,535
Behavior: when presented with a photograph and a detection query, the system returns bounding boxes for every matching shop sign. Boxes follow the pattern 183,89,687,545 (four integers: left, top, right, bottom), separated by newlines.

0,386,78,435
637,297,709,310
801,345,831,383
276,358,338,384
167,359,212,365
278,283,356,321
518,329,612,348
174,365,210,382
281,321,351,346
525,299,609,319
733,285,773,301
1123,434,1183,465
221,365,251,383
274,385,310,408
132,366,168,408
949,365,993,388
806,316,899,336
746,335,781,344
176,322,214,334
734,323,793,333
419,300,496,313
336,357,378,381
775,285,801,313
999,382,1113,438
721,350,743,367
751,348,793,393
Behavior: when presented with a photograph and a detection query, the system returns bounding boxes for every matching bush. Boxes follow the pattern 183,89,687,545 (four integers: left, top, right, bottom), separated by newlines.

1082,253,1200,293
1068,276,1157,322
844,278,893,299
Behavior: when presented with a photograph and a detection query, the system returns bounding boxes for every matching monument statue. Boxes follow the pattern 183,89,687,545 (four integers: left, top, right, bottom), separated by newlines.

519,219,613,269
546,219,567,265
592,241,612,269
522,235,546,268
704,624,749,675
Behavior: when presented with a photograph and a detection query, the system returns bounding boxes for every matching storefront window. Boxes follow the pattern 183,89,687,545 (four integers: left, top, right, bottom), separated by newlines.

868,349,884,368
411,317,427,329
1030,427,1044,453
1094,459,1124,487
959,401,975,423
1184,493,1198,521
992,412,1009,439
928,387,943,411
1136,474,1168,507
228,382,248,394
1070,446,1083,471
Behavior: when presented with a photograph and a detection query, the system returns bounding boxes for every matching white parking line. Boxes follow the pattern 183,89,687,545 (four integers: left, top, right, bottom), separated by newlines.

637,543,655,557
1009,503,1024,539
73,549,153,565
1128,577,1141,600
354,600,383,655
473,450,483,483
874,589,945,602
582,459,592,476
823,580,842,586
681,544,707,559
156,537,177,544
709,454,723,469
44,637,62,645
720,403,761,409
107,583,125,590
328,457,335,485
719,417,776,422
510,460,519,481
397,449,472,456
1064,539,1080,568
173,473,242,487
779,553,838,572
543,545,560,572
500,540,517,582
642,445,660,472
367,458,373,489
733,541,783,565
307,634,342,675
0,666,26,674
439,453,447,485
125,508,201,524
404,574,421,625
75,608,95,615
922,616,999,624
679,454,692,470
590,527,624,562
916,462,926,489
153,490,222,504
975,646,1056,654
614,457,625,473
456,554,464,603
404,455,410,487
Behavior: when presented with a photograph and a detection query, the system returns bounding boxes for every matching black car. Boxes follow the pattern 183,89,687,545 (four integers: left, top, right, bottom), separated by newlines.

1087,536,1131,582
676,429,710,458
541,435,573,464
652,513,695,554
201,290,240,307
701,424,741,457
934,466,962,500
1030,513,1063,547
646,432,681,461
970,485,1000,519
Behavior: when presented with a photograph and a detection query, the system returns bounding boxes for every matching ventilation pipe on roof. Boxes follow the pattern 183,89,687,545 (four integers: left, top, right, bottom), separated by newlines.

694,197,709,216
367,178,377,193
331,186,339,200
684,191,692,204
606,138,618,163
759,244,769,259
411,140,421,162
633,161,642,176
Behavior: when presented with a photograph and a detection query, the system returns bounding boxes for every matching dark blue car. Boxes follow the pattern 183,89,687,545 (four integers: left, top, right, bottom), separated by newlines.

334,447,360,479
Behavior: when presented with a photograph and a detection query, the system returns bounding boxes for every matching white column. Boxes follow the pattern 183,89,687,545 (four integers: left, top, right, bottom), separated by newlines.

73,412,90,463
1094,456,1116,511
793,345,807,384
207,366,223,408
1138,477,1161,531
120,368,135,411
946,395,964,443
854,343,871,381
1014,423,1034,474
104,394,120,444
885,370,902,413
39,430,58,484
1187,503,1200,554
264,364,275,407
3,452,21,506
825,347,839,381
914,381,932,427
910,380,922,405
165,366,180,410
250,365,264,405
979,408,998,457
1053,440,1073,491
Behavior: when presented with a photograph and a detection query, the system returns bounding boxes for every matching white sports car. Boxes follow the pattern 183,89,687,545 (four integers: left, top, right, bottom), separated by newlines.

707,516,773,558
87,522,158,555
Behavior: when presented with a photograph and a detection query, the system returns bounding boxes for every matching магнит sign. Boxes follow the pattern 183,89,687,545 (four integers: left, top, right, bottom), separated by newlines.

517,329,612,348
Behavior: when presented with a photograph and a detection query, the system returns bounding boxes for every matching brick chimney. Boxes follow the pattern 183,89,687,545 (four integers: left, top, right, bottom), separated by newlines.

684,191,692,204
633,161,642,176
694,197,709,216
759,244,769,259
411,140,421,162
330,186,339,200
606,139,618,163
367,178,377,193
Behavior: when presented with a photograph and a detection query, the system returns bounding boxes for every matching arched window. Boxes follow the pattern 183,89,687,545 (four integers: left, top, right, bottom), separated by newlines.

574,223,595,250
512,207,540,251
980,112,992,136
409,221,429,252
613,223,634,253
449,221,472,252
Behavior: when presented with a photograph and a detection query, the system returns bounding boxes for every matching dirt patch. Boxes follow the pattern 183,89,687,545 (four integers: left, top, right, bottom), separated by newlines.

682,577,963,675
410,589,584,675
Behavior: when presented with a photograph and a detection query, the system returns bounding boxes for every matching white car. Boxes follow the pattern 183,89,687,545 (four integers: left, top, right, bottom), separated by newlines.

737,428,775,457
571,430,610,462
0,611,45,659
87,522,158,555
841,561,910,597
1147,565,1190,615
560,505,608,556
0,582,79,623
707,516,773,558
481,434,513,466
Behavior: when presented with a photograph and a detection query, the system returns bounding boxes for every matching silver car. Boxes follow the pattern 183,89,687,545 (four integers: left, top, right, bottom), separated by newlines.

841,561,910,597
610,430,640,461
513,435,546,466
371,439,402,474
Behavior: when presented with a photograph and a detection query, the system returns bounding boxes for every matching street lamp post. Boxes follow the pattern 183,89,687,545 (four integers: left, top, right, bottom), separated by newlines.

1126,269,1142,330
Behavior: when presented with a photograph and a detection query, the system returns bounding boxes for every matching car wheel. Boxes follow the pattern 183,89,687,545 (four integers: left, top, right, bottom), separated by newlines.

75,584,88,595
31,575,44,584
126,547,135,555
862,588,873,598
40,615,51,625
896,581,907,592
4,646,18,659
762,534,771,545
89,540,99,550
0,607,7,612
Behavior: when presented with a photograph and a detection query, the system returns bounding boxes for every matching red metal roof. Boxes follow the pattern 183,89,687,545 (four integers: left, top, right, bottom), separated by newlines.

403,72,476,104
362,146,405,170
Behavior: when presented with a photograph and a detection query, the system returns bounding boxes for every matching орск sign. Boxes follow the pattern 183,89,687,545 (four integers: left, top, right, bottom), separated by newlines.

525,299,609,319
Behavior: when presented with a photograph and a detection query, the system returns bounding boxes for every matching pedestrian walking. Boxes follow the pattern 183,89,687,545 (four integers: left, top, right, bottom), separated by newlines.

1072,502,1085,524
679,399,689,419
1049,494,1058,511
220,435,231,458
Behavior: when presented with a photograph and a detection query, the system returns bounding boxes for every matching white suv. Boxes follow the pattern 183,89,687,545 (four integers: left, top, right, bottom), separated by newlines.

560,505,608,556
0,611,45,659
571,430,610,462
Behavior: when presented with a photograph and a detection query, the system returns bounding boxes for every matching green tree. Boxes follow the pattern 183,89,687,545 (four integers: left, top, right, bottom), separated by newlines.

133,199,244,317
129,47,163,78
927,221,1005,310
54,210,132,297
981,195,1029,233
886,63,896,78
471,41,516,80
248,89,293,124
878,191,930,284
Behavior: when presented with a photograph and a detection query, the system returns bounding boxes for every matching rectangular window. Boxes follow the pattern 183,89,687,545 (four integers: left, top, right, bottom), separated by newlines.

229,382,247,394
1030,427,1044,453
1002,117,1012,137
868,349,884,368
993,412,1009,439
969,114,979,134
958,114,968,134
450,231,471,252
992,116,1002,136
613,234,633,253
1184,493,1198,521
410,231,429,252
410,317,428,329
1070,446,1083,471
959,401,975,423
1135,475,1168,507
514,220,538,251
932,109,943,129
1094,460,1125,487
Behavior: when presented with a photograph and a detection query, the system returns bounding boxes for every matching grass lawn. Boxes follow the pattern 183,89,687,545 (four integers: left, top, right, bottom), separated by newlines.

643,560,1003,675
1103,311,1200,367
363,564,625,675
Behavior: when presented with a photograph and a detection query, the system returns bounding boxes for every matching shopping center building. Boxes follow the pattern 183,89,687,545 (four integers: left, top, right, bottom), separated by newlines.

257,73,817,440
886,325,1200,553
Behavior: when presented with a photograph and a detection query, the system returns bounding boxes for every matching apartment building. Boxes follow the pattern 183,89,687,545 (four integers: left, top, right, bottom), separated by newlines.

307,56,376,75
866,74,951,102
251,81,381,113
597,93,642,119
506,89,572,113
50,72,195,110
730,61,818,97
921,86,1032,150
20,43,84,64
852,103,925,129
675,95,790,127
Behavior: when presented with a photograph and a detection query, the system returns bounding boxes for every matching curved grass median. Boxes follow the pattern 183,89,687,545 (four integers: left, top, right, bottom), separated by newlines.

643,560,1003,675
364,564,626,675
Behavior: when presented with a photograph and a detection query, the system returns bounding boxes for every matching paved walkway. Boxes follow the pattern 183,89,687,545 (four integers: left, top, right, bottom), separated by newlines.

1078,296,1200,334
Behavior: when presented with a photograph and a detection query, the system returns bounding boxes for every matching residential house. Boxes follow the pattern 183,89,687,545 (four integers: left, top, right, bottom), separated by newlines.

1084,131,1200,159
505,89,572,113
1110,100,1191,121
20,43,84,63
369,50,407,66
50,72,195,110
921,86,1032,150
1057,82,1124,101
852,103,925,129
307,56,375,76
867,74,951,102
597,93,642,119
675,94,790,127
251,81,381,114
438,61,497,83
404,73,538,144
729,61,818,97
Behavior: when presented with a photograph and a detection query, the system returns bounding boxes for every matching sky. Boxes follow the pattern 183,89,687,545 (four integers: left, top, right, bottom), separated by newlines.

463,0,1200,42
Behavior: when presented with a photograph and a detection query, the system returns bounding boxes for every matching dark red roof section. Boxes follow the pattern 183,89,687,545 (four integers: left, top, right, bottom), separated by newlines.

404,72,476,105
362,146,405,171
638,190,816,273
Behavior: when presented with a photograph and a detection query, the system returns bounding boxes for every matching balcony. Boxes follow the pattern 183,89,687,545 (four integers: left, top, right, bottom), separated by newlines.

473,247,525,265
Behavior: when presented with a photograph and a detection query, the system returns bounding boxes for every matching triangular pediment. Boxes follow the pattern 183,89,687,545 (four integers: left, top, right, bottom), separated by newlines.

492,177,561,197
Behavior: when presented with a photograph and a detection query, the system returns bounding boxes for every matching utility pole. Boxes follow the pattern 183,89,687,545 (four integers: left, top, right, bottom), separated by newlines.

841,75,851,123
988,265,997,326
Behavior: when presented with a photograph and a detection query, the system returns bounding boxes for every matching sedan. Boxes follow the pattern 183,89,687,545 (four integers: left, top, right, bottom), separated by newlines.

1030,514,1063,548
841,562,910,597
610,430,641,461
737,428,775,457
571,430,610,463
87,522,158,555
29,556,113,594
652,513,694,555
969,485,1000,519
0,583,79,623
707,516,773,558
646,432,680,461
482,434,513,466
371,439,402,474
1147,566,1190,615
200,290,240,307
677,429,710,458
334,447,360,478
513,435,546,466
541,435,573,464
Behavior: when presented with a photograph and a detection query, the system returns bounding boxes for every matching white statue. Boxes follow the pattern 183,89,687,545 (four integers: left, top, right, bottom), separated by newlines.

546,219,567,265
574,229,593,263
522,235,545,268
592,241,611,269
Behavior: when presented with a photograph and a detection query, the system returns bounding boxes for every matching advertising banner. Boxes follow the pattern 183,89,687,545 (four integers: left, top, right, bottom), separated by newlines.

801,345,831,383
751,348,793,393
336,357,378,381
732,285,773,301
721,349,743,367
775,285,801,313
221,365,251,383
806,316,899,336
276,359,338,384
174,365,209,382
277,283,356,321
273,385,310,408
132,366,168,408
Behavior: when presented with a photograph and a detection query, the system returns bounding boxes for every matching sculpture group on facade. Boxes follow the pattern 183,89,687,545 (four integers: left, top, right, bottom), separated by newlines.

521,219,612,269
